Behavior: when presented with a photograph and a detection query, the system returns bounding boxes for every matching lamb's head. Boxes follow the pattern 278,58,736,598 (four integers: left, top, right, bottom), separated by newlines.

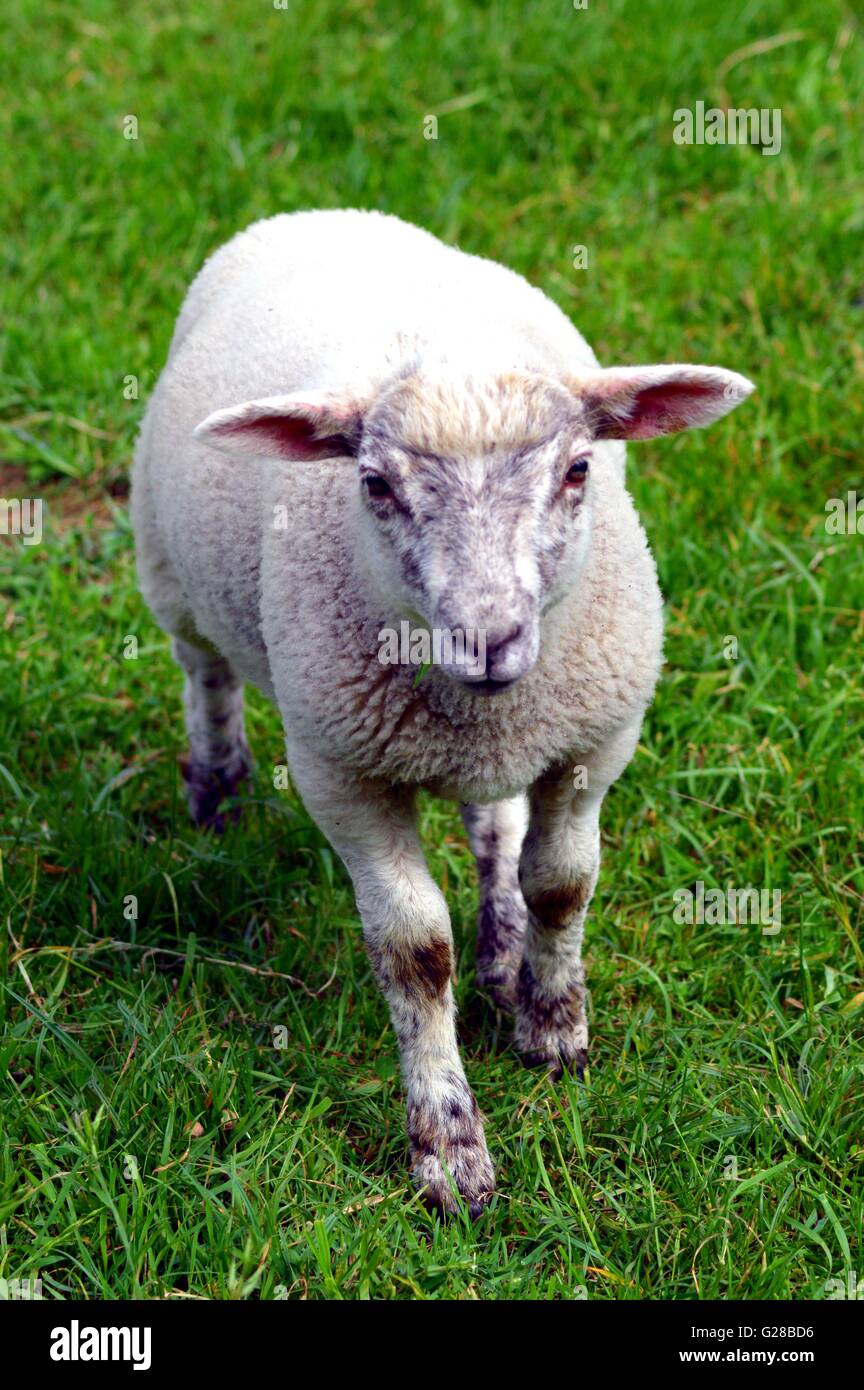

195,361,753,692
354,371,594,691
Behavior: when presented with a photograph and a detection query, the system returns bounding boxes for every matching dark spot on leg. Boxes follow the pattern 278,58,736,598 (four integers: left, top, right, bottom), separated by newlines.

411,937,453,999
525,879,589,930
369,934,453,1003
202,672,232,691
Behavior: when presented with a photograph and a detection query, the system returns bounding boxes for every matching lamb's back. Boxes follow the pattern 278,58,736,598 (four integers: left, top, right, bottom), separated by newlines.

169,209,598,390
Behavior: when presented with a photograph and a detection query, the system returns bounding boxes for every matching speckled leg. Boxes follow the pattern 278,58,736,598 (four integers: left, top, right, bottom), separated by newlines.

173,637,251,831
461,797,528,1011
515,720,642,1078
287,740,494,1219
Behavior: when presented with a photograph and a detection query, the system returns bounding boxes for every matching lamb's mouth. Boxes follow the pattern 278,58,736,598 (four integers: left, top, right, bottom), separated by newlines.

459,675,518,696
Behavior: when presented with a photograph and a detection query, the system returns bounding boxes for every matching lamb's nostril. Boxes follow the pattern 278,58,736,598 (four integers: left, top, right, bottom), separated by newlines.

485,623,522,660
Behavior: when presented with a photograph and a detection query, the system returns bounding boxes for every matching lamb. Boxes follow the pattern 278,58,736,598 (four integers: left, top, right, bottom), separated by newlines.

130,209,754,1217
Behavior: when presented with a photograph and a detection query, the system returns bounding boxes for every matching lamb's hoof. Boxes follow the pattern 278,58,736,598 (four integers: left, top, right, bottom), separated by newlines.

520,1045,588,1082
179,752,251,832
412,1141,496,1221
514,960,588,1080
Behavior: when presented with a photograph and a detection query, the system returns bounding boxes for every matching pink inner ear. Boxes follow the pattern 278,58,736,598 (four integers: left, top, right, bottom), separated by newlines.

219,413,354,460
611,378,724,438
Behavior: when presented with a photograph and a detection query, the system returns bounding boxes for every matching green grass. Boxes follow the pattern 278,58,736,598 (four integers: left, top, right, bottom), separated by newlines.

1,0,862,1300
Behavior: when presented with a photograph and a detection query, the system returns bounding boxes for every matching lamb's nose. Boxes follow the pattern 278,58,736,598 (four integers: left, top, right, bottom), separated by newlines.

483,623,523,678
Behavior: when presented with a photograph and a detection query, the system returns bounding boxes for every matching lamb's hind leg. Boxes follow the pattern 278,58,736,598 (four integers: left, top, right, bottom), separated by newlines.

461,797,528,1011
172,637,252,831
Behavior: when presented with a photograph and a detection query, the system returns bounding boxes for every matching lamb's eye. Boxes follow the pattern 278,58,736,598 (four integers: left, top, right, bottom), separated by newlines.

564,458,589,486
363,474,393,500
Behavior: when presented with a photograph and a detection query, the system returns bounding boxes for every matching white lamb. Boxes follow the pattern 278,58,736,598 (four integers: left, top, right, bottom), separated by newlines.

131,209,753,1217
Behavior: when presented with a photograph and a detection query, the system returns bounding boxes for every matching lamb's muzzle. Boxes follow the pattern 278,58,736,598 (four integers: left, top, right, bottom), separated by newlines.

433,596,539,689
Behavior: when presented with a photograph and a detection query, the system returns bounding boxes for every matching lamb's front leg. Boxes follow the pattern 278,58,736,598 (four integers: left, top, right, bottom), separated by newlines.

287,742,494,1218
516,721,641,1078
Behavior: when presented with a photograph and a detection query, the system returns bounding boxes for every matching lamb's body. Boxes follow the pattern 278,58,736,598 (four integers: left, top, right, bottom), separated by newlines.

133,210,662,805
132,210,750,1216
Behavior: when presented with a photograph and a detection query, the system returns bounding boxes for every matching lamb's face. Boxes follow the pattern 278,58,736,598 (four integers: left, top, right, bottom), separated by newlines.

356,372,595,691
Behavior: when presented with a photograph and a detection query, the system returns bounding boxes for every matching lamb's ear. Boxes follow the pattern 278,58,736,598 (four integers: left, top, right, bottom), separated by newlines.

193,390,366,459
571,365,754,441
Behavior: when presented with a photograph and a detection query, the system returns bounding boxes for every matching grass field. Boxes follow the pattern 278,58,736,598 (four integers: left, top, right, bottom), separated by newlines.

1,0,862,1300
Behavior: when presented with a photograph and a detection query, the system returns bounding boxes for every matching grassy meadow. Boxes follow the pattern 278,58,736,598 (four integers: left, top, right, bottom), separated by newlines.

1,0,862,1299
